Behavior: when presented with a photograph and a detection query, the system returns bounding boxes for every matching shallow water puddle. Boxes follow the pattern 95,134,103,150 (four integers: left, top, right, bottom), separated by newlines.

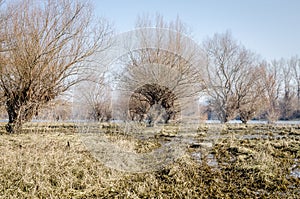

290,169,300,178
191,152,201,164
237,134,287,140
191,152,218,168
206,153,218,167
290,159,300,178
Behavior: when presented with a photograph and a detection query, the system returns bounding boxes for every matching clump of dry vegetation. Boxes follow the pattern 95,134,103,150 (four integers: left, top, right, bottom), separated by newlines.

214,136,300,197
0,122,299,198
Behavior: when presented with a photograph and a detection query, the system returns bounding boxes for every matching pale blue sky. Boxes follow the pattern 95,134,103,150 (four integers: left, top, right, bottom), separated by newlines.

92,0,300,61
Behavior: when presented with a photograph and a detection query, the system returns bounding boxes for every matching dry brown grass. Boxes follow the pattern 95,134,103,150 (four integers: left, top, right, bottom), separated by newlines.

0,131,123,198
0,122,299,198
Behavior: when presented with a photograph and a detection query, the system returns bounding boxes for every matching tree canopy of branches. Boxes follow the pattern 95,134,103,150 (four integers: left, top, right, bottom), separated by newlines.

263,57,300,122
0,0,113,133
76,75,112,122
202,32,266,123
116,15,203,125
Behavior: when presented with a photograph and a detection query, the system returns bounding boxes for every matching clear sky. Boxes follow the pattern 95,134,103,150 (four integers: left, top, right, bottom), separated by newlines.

92,0,300,61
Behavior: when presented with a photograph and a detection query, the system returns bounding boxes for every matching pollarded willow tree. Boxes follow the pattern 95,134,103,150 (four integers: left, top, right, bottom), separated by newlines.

77,74,112,122
202,31,266,123
0,0,113,133
115,15,204,125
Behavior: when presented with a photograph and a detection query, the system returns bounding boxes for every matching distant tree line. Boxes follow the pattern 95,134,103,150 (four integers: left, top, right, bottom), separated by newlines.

1,0,299,133
202,32,300,123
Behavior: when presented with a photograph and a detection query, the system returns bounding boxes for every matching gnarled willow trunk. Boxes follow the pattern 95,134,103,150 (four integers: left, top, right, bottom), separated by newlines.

5,99,38,133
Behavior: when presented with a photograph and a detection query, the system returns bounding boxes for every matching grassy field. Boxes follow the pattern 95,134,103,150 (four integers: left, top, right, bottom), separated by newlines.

0,122,299,198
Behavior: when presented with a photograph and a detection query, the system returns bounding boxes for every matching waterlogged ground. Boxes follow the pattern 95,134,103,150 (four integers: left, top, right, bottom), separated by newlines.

0,122,299,198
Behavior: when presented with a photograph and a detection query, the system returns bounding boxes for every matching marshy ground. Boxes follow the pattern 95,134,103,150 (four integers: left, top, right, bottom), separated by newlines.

0,122,299,198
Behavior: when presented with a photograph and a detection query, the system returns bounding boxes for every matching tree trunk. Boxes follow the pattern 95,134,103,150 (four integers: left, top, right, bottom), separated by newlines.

6,120,22,134
240,113,250,124
5,99,37,133
6,104,22,134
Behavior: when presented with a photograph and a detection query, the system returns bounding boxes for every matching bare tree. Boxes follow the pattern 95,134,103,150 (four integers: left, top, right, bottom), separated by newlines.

237,64,268,123
278,58,296,119
263,61,282,123
0,0,113,133
115,15,203,125
289,56,300,118
77,75,112,122
202,31,261,123
37,98,72,121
